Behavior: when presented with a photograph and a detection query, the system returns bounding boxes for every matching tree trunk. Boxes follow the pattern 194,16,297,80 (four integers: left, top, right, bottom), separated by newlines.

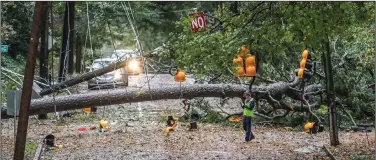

75,34,82,73
37,2,49,120
59,2,75,81
39,58,128,96
58,2,69,82
39,4,49,82
323,37,340,146
67,2,75,74
1,77,315,117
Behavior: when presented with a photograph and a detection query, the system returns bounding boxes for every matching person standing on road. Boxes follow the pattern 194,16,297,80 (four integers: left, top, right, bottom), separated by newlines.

243,91,255,142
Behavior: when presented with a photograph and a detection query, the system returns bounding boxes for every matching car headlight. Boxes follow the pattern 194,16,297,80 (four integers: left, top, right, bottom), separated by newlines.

114,71,122,80
128,60,139,70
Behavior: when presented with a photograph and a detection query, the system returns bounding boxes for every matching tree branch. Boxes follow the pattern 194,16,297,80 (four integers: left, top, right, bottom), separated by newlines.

243,3,272,28
302,91,321,122
335,97,356,127
333,49,350,70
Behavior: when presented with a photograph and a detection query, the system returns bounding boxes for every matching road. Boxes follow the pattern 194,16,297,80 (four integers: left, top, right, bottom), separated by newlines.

127,73,196,88
2,74,362,160
77,73,196,94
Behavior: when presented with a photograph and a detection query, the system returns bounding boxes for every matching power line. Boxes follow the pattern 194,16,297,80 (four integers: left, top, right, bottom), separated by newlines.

101,7,197,16
121,2,153,100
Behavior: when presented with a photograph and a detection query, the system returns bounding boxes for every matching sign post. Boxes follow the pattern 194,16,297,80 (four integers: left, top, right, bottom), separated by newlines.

189,12,206,33
1,45,8,53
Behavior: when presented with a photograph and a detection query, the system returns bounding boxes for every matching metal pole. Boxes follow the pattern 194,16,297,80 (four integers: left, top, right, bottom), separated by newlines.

14,91,17,146
0,1,3,159
14,2,46,160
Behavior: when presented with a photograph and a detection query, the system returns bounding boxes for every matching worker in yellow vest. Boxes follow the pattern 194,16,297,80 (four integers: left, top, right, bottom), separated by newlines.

243,91,255,142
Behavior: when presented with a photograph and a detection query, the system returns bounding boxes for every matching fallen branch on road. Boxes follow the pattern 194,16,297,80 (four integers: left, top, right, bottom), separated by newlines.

39,59,128,96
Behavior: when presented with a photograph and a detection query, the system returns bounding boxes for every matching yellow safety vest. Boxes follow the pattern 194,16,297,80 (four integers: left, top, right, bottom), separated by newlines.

243,100,254,118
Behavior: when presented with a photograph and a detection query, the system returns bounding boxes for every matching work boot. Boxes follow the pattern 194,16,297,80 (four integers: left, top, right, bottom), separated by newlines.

251,132,255,140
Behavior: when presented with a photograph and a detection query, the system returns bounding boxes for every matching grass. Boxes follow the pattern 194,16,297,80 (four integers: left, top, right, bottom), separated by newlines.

71,113,99,123
25,142,38,155
350,155,372,160
200,111,225,124
159,110,174,123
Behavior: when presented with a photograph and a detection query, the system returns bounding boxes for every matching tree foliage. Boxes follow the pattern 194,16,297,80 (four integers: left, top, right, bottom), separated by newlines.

165,2,374,120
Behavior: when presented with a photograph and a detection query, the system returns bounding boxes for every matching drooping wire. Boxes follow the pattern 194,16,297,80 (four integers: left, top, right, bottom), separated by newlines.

86,2,95,62
50,2,59,120
127,2,140,40
85,2,107,97
60,2,71,83
99,1,126,118
100,2,132,106
85,2,104,116
121,2,153,100
82,21,89,73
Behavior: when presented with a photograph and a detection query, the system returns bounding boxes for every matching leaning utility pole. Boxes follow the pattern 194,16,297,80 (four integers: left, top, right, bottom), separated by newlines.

38,2,50,120
14,2,47,160
323,37,339,146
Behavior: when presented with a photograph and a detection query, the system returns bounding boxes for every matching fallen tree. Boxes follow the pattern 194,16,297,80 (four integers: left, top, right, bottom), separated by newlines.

1,77,325,118
39,58,128,96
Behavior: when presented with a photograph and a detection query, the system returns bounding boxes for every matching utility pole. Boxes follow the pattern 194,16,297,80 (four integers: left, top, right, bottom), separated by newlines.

322,37,339,146
38,2,50,120
58,2,75,82
14,2,46,160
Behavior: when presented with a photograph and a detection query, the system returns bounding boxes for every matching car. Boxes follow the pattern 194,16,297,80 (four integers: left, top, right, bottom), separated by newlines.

110,49,143,75
86,58,128,90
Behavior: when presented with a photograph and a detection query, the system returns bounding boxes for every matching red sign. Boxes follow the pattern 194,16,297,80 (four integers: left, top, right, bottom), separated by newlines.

189,12,206,33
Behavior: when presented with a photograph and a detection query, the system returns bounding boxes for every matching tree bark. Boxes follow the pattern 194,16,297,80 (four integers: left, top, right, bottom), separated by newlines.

39,3,49,82
1,77,316,117
67,2,75,74
37,2,49,120
58,2,75,81
58,2,69,82
75,34,82,73
323,36,339,146
14,2,46,160
39,58,128,96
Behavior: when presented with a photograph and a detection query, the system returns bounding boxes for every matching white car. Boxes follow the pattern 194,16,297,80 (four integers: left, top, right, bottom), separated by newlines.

87,58,128,89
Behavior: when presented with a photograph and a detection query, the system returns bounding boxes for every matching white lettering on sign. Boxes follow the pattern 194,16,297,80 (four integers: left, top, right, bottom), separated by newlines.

189,12,206,32
197,17,204,28
192,17,205,29
192,19,198,28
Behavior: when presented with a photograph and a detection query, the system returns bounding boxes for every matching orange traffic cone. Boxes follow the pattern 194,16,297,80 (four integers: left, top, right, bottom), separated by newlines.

84,108,91,114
